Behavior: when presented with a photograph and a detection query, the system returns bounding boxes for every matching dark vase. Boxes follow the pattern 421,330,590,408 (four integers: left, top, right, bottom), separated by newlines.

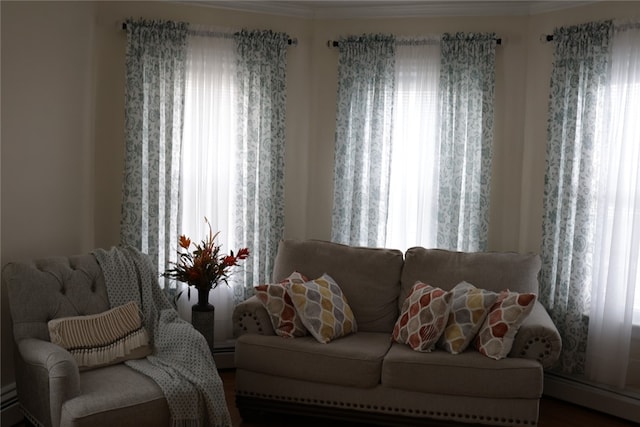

194,286,214,310
191,286,215,354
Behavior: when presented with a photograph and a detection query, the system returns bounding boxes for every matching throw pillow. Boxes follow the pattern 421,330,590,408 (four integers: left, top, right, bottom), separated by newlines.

254,271,309,338
287,273,357,343
48,300,151,370
439,281,498,354
475,290,537,360
392,282,452,352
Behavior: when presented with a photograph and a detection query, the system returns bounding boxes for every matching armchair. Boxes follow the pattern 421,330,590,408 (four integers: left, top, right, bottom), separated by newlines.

3,254,170,427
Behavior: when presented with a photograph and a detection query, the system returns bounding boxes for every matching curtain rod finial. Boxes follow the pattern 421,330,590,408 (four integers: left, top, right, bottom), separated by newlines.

540,33,554,43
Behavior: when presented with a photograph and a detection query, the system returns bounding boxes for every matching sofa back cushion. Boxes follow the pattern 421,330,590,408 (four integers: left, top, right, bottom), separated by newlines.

272,240,404,333
400,248,541,311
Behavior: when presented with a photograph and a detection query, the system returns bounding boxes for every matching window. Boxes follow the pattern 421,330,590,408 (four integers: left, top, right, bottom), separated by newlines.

180,32,239,345
594,77,640,324
385,41,441,252
332,34,496,252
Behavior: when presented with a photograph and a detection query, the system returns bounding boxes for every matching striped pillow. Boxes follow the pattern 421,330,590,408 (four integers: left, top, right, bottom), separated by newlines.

48,300,151,370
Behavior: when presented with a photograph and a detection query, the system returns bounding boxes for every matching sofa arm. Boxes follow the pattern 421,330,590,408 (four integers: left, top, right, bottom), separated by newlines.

232,295,275,337
16,338,81,427
509,301,562,369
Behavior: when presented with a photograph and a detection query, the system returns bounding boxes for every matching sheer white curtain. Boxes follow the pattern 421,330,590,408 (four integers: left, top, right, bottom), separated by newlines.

177,27,239,346
586,22,640,388
385,40,441,252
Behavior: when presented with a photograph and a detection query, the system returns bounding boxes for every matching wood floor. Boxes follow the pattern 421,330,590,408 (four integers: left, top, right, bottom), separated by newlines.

11,369,636,427
218,370,637,427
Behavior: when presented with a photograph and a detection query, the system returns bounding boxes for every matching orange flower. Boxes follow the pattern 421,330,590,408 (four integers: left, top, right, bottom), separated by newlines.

237,248,250,260
179,235,191,249
162,218,250,297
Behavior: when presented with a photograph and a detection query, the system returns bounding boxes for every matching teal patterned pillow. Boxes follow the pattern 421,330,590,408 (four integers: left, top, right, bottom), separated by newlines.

287,274,357,343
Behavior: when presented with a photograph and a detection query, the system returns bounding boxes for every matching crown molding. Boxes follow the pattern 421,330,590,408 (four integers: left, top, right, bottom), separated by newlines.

179,1,601,19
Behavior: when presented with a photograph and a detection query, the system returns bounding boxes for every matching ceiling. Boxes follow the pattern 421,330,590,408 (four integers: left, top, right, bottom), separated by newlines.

182,1,599,19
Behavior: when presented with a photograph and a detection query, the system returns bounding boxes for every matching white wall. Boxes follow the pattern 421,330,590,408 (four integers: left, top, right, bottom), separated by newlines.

1,0,96,390
2,0,639,412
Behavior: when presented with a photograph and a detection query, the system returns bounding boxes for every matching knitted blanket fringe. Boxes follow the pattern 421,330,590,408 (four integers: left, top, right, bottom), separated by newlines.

94,246,231,427
48,300,150,367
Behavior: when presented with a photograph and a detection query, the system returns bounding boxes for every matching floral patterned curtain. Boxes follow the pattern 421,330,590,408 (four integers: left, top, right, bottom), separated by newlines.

437,33,497,252
331,34,396,247
234,30,289,301
539,21,613,375
121,19,188,289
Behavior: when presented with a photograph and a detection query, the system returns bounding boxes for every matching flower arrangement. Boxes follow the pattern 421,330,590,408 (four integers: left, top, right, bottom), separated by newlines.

163,218,249,305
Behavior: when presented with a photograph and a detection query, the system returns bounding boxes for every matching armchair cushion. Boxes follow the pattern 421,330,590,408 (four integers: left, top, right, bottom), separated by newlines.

60,364,170,427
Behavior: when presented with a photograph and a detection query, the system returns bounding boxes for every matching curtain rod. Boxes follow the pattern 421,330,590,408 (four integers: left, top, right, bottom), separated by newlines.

327,38,502,48
121,23,298,46
541,21,639,43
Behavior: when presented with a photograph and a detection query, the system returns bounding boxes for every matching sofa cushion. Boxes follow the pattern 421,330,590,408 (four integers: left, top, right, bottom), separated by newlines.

235,332,391,388
392,282,451,352
400,248,541,311
287,274,357,343
272,240,404,333
475,290,537,360
381,343,543,399
255,272,309,338
439,282,498,354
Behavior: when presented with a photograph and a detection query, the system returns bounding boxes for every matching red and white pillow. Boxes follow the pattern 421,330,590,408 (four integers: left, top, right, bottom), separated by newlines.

392,282,452,352
474,290,537,360
254,272,309,338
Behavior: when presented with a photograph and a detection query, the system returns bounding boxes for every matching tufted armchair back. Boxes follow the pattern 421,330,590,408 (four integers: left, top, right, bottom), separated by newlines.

4,254,110,342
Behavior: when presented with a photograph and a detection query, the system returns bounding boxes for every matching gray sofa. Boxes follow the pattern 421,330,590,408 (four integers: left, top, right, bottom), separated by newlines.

4,255,170,427
232,239,562,426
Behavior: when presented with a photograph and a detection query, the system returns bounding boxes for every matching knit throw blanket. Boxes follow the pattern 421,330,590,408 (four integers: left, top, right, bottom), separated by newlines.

94,246,231,427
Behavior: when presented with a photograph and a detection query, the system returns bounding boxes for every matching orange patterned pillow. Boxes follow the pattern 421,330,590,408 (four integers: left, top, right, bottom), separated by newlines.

392,282,452,352
255,271,309,338
475,290,536,360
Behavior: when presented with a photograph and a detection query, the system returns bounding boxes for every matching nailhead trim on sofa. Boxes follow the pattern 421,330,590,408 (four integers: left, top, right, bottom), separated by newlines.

236,390,539,426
